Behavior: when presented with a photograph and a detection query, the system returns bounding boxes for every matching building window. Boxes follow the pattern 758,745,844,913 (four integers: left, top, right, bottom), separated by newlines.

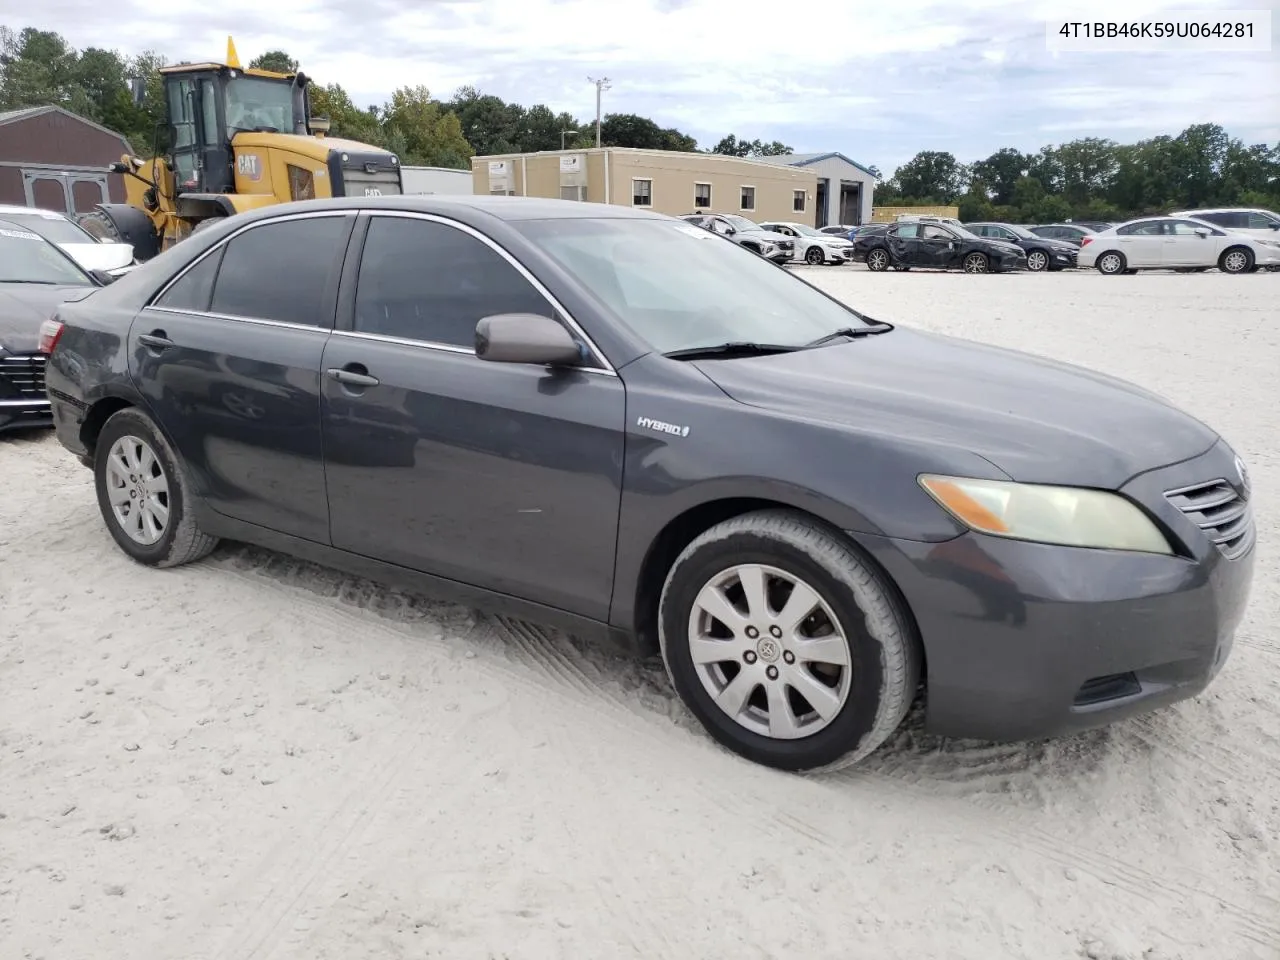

560,185,585,201
694,182,711,208
632,179,652,207
740,186,756,211
793,190,806,213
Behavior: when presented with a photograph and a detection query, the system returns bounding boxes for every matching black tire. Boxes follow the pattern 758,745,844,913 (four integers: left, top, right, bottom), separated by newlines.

77,210,123,242
962,251,989,274
865,247,890,271
1025,248,1050,272
94,407,218,568
1095,250,1126,275
1219,246,1254,275
804,245,825,265
658,510,920,773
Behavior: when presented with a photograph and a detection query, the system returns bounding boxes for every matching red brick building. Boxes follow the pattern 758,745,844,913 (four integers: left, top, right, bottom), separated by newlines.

0,105,132,214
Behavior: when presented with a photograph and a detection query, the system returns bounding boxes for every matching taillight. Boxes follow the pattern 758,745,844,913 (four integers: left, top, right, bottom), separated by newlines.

38,318,64,355
1079,236,1093,247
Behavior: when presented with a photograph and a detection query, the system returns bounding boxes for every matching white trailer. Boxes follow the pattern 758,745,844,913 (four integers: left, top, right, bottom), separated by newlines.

399,165,474,196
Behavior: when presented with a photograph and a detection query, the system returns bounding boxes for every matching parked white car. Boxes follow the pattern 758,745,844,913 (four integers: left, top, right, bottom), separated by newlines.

1167,207,1280,241
0,204,135,277
1078,215,1280,275
759,221,854,264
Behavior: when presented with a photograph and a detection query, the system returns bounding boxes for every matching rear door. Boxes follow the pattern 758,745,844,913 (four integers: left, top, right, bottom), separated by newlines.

885,223,919,264
319,211,626,621
133,212,355,542
1113,220,1165,266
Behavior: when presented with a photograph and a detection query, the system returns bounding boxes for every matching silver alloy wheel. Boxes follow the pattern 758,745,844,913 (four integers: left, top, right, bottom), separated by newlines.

687,563,852,740
1026,250,1048,271
867,249,889,271
104,435,170,545
1222,250,1250,273
1098,253,1123,274
963,252,988,273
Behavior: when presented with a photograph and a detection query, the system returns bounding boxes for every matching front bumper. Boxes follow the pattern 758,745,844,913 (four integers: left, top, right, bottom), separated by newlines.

1051,248,1078,268
0,352,51,433
1252,245,1280,266
855,439,1254,742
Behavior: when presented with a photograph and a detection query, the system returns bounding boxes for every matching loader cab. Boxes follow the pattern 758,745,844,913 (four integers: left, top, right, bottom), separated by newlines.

159,63,307,198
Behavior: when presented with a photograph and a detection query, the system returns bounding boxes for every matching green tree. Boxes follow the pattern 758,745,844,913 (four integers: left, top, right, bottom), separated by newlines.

249,50,298,74
969,147,1028,206
893,150,967,202
710,134,792,157
382,85,473,168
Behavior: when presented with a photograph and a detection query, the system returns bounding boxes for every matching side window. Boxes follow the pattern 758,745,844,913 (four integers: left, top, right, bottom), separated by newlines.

154,246,225,312
1170,220,1212,236
353,216,559,351
1118,221,1163,236
894,224,918,239
1247,212,1277,229
921,225,951,240
210,216,350,326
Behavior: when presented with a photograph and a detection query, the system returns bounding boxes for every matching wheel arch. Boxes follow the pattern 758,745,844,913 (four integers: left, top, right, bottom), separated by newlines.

627,497,926,679
79,393,139,458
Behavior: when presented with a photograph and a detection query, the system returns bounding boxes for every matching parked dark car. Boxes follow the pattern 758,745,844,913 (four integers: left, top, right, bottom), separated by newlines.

820,224,858,241
0,218,104,433
1028,223,1098,247
1071,221,1116,233
964,222,1079,271
680,213,793,263
45,196,1255,772
856,220,1027,273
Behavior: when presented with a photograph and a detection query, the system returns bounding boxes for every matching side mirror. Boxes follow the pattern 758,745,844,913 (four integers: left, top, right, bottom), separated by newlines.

475,314,583,366
1194,228,1210,237
89,269,117,285
723,226,736,235
1270,222,1279,230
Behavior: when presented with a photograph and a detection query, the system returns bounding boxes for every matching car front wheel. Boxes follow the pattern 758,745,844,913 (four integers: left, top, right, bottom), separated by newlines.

805,246,825,265
658,510,920,772
1219,246,1254,274
865,248,890,271
1025,249,1049,271
94,407,219,567
962,252,989,273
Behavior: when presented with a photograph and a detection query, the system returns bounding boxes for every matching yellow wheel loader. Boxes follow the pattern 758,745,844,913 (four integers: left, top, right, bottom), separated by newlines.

83,37,402,260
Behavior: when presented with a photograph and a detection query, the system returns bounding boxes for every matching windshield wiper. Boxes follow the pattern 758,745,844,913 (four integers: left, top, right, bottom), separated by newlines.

804,322,893,347
0,279,62,285
663,341,802,361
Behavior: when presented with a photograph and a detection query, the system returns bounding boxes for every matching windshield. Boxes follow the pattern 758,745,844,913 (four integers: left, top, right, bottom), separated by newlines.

514,218,871,354
225,76,297,134
996,223,1035,240
721,215,760,232
3,212,97,244
0,225,92,285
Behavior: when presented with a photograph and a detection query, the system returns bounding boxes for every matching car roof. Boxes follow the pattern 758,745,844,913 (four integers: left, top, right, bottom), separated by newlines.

237,194,673,226
0,203,72,218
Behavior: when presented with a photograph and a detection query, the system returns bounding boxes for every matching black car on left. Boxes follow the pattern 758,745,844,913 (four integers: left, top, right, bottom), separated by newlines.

0,218,104,433
856,220,1026,273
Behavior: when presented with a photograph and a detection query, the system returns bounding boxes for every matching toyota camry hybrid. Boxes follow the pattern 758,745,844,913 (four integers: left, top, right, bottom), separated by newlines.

43,195,1255,772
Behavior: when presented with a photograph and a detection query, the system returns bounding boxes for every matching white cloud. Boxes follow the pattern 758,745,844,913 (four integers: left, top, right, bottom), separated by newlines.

3,0,1276,172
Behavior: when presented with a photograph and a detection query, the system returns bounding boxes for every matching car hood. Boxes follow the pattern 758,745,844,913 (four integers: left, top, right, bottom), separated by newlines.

56,241,135,271
694,327,1218,489
0,283,96,353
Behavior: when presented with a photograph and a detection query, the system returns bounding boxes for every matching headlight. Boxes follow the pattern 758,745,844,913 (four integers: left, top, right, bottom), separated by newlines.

918,475,1173,554
1258,239,1280,249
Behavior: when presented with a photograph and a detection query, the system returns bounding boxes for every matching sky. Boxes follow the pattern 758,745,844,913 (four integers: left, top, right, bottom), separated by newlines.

5,0,1278,174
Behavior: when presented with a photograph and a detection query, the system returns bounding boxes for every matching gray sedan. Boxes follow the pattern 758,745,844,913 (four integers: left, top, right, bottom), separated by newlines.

44,196,1255,772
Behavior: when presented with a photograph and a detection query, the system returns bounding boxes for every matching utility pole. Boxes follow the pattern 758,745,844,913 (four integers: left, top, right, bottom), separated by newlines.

587,76,611,148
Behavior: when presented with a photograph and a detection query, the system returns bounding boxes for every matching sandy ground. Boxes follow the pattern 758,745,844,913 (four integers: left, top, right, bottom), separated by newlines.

1,268,1278,960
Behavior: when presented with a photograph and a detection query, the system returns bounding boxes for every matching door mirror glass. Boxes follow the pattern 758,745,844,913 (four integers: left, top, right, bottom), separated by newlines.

89,268,117,285
1194,227,1210,237
475,313,583,366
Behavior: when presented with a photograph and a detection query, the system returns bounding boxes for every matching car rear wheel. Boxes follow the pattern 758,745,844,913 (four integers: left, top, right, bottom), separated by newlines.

1219,247,1254,274
1025,249,1049,271
658,510,920,772
805,246,825,265
962,252,989,273
1096,251,1126,275
866,248,890,271
94,408,218,568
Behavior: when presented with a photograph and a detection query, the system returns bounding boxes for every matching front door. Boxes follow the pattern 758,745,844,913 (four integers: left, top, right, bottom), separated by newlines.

917,224,956,267
320,212,626,621
131,212,355,542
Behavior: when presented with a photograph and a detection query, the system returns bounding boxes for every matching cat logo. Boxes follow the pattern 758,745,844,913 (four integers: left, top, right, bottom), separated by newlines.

236,154,261,181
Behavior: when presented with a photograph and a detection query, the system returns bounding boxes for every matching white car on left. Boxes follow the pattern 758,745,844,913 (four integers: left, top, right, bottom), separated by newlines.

759,221,855,265
1078,215,1280,275
0,205,136,278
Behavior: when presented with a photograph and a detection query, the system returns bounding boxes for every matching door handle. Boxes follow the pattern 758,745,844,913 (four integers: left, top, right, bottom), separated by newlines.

325,366,380,387
138,331,174,350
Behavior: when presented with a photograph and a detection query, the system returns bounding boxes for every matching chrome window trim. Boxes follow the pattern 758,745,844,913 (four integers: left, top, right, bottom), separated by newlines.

147,210,354,309
325,327,615,377
359,210,616,376
145,305,334,334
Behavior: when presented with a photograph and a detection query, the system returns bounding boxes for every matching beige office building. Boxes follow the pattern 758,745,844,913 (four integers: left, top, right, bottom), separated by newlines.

471,147,820,223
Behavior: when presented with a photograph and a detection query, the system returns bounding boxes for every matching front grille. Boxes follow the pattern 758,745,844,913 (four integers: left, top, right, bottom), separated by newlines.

1165,478,1254,560
0,353,46,401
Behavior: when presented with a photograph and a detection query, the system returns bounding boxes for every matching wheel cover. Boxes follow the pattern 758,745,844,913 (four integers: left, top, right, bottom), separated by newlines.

1224,251,1248,272
964,253,988,273
1099,253,1122,273
1027,251,1047,270
868,250,887,270
104,435,170,545
687,563,852,740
